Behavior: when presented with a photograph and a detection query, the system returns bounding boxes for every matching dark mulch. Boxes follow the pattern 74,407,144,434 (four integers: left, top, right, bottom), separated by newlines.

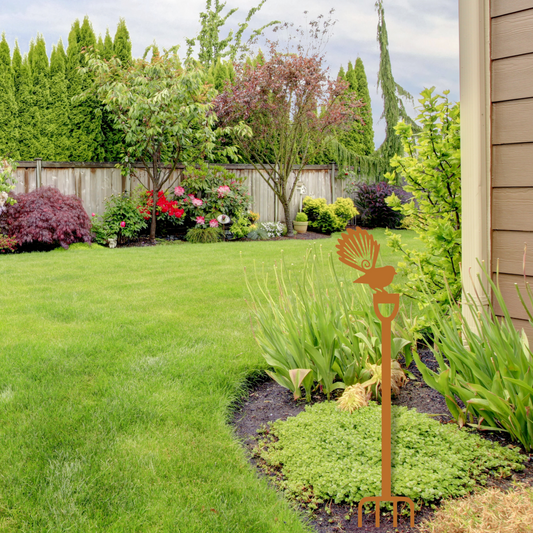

116,230,332,248
231,348,533,533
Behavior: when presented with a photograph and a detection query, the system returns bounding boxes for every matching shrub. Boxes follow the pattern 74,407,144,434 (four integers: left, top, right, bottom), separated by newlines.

256,402,525,511
385,89,461,309
92,192,148,245
352,181,411,228
0,234,17,253
414,262,533,452
303,196,358,234
259,222,285,238
0,187,92,250
230,213,253,239
295,212,308,222
175,163,251,228
185,227,224,243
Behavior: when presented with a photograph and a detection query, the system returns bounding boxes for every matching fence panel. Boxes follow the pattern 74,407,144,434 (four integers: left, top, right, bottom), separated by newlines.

11,161,349,222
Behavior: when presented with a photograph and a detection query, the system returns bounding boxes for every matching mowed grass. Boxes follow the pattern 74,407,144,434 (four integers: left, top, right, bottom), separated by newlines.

0,229,419,532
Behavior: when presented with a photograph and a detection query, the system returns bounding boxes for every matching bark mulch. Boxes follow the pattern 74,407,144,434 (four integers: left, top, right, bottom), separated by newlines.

231,349,533,533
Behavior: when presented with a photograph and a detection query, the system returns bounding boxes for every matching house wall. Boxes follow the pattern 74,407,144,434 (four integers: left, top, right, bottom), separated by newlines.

491,0,533,336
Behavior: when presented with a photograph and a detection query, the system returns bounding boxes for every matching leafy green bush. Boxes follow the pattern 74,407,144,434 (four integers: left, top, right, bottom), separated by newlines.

414,263,533,452
295,212,308,222
185,227,224,243
303,196,358,234
256,402,525,511
91,192,147,245
385,89,461,309
245,246,411,401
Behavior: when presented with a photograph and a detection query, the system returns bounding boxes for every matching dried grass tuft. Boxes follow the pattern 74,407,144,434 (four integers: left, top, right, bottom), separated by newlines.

418,484,533,533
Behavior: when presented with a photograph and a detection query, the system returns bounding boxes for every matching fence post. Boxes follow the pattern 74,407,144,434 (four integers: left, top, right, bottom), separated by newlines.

35,158,42,189
330,163,335,202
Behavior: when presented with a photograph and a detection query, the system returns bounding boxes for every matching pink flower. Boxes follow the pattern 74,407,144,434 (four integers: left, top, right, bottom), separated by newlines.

188,194,195,199
120,221,126,228
91,213,96,217
192,198,203,207
209,219,218,228
217,185,231,198
196,216,205,225
174,186,185,196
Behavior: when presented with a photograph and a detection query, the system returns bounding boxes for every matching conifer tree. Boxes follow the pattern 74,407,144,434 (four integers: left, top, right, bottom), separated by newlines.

96,35,104,57
113,19,132,64
67,17,102,161
30,34,52,159
354,57,375,155
11,41,22,92
375,0,415,172
16,54,36,160
49,40,70,160
0,33,18,158
103,29,114,60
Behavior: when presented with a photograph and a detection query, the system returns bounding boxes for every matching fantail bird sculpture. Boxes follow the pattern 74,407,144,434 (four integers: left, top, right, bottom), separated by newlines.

336,227,396,292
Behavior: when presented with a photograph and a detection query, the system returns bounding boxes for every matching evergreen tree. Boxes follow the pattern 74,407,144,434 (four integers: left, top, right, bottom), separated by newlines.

96,35,104,57
337,65,346,81
375,0,415,172
67,17,102,161
49,40,70,160
0,33,18,158
354,57,375,155
16,55,36,160
30,34,52,159
113,18,132,64
11,41,22,92
103,29,114,60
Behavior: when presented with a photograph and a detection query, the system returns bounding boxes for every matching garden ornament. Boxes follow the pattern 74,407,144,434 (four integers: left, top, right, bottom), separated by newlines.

336,227,415,528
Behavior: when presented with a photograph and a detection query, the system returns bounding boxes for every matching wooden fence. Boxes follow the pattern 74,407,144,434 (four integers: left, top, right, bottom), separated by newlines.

12,160,349,222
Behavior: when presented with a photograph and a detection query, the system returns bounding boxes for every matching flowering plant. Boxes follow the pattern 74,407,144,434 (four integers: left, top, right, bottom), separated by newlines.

0,158,17,214
0,233,17,253
260,222,286,238
175,163,250,225
137,190,185,222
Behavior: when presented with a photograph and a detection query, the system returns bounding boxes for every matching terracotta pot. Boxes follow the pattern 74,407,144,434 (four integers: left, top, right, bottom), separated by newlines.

293,221,308,234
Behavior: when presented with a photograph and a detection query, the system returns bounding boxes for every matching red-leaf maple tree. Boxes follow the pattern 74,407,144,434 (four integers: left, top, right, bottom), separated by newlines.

214,42,362,235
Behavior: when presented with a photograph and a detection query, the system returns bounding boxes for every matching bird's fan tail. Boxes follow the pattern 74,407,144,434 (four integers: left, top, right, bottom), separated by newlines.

336,228,380,272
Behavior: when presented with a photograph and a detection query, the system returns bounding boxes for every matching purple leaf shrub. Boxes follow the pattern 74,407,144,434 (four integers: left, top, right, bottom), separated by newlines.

353,181,412,229
0,187,92,250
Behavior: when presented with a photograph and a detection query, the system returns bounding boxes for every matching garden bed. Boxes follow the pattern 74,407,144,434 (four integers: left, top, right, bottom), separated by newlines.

232,348,533,533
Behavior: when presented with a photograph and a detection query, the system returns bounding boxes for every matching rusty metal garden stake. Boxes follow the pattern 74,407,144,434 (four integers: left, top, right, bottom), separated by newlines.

336,227,415,528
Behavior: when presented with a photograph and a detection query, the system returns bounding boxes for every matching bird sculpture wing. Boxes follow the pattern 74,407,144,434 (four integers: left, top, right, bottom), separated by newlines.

336,227,380,273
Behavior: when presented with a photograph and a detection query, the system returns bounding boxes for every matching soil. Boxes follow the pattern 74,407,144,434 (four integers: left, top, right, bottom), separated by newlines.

116,230,332,248
231,348,533,533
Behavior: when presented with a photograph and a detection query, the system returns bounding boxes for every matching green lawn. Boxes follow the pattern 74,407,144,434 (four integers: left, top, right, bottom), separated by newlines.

0,229,420,532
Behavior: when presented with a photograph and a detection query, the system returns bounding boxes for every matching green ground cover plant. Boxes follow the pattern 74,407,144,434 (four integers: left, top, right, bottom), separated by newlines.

0,229,415,532
255,402,525,514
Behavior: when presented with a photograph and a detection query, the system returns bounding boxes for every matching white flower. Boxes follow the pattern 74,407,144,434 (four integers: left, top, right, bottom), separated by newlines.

217,214,231,224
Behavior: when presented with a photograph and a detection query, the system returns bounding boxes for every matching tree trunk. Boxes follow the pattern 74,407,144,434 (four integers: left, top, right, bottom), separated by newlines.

281,198,294,236
150,188,158,242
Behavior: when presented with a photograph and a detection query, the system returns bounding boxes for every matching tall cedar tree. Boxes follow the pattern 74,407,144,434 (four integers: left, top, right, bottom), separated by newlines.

30,35,52,159
353,58,375,155
67,17,102,161
100,19,132,161
214,43,362,235
113,19,132,65
187,0,278,68
49,40,70,160
16,54,35,160
80,47,248,240
0,34,18,158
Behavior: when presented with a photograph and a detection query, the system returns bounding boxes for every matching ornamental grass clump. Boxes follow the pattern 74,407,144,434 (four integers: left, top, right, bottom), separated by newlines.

415,260,533,451
245,245,411,401
255,402,525,512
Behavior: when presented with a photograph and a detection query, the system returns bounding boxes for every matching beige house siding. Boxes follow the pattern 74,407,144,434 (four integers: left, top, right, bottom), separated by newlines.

491,0,533,337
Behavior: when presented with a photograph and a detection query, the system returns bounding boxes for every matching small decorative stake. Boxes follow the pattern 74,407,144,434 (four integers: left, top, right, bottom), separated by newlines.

336,227,415,528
